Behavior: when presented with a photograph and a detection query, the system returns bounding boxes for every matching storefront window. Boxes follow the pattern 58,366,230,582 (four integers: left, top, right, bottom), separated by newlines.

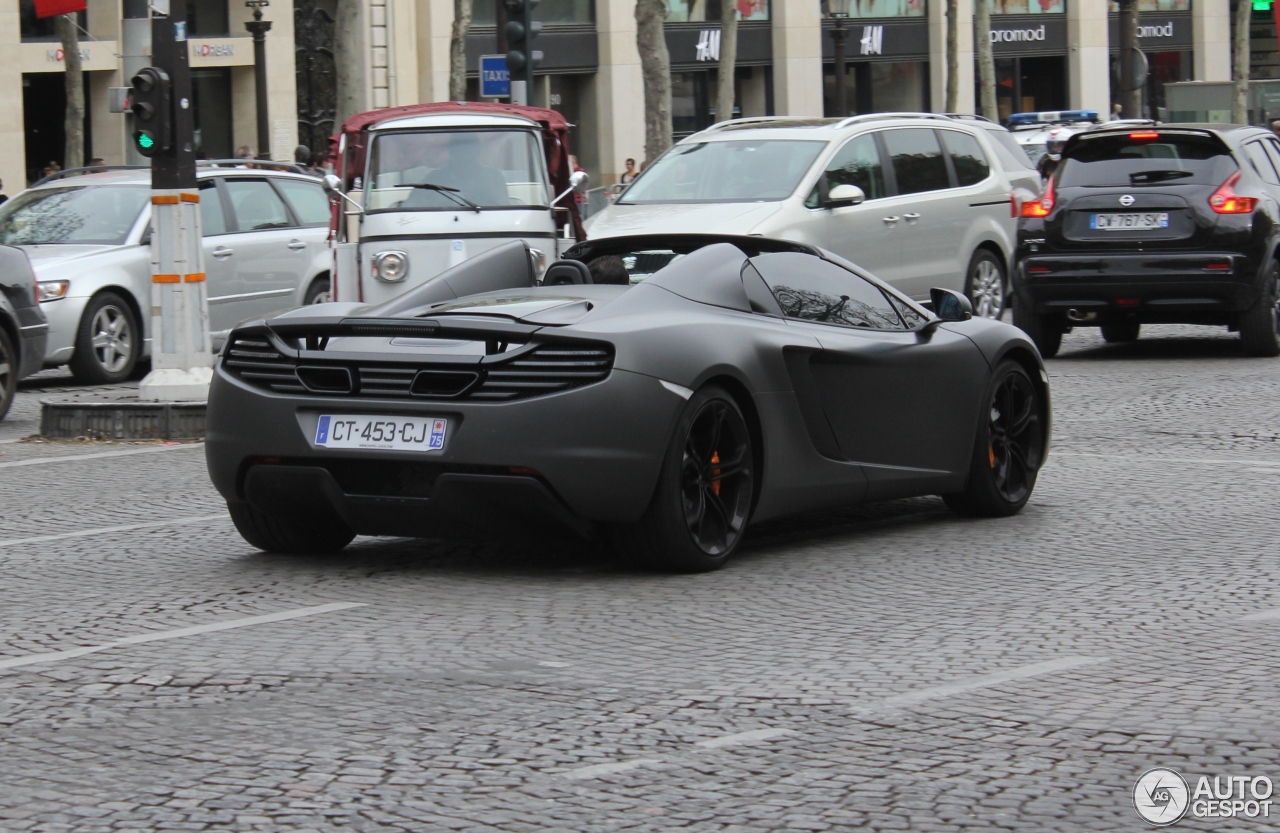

990,0,1065,13
1107,0,1190,9
187,0,231,37
822,0,924,18
667,0,769,23
473,0,595,26
19,0,85,41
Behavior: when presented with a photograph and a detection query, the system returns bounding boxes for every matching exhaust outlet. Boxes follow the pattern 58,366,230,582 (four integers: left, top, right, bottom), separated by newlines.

1066,309,1095,322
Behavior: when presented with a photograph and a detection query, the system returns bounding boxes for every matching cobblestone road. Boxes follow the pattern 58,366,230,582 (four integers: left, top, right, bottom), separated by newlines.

2,327,1279,832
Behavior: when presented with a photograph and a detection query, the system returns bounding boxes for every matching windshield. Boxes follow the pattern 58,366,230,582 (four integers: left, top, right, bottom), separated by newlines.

620,140,826,204
1058,133,1237,187
366,129,547,211
0,185,148,245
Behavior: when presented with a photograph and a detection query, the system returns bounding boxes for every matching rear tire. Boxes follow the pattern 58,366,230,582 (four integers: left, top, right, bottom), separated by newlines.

1239,260,1280,358
964,250,1006,320
943,361,1046,518
227,502,355,554
0,327,16,423
1100,321,1140,343
610,385,754,573
303,276,332,305
1012,305,1063,359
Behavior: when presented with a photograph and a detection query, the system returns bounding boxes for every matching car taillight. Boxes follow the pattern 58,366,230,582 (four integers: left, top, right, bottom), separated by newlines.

1129,132,1160,141
1020,177,1055,218
1209,171,1257,214
1009,190,1018,218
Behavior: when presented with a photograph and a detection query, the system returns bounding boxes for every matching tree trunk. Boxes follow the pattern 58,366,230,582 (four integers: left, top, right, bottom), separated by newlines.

57,14,84,169
635,0,672,164
1232,0,1251,124
1118,0,1142,118
715,0,738,123
450,0,473,102
974,0,996,121
945,0,958,113
334,0,367,127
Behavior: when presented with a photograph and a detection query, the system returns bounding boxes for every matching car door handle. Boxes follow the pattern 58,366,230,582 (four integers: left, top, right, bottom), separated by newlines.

212,247,234,258
903,212,921,220
882,216,900,225
287,240,307,250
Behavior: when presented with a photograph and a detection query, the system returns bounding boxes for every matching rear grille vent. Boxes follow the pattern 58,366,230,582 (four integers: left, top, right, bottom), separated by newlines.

223,337,613,402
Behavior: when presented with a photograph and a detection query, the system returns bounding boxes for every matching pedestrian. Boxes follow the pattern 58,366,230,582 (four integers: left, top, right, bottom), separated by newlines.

42,161,61,180
294,144,315,174
588,255,630,286
1271,119,1280,138
620,158,639,185
234,145,253,164
88,157,106,170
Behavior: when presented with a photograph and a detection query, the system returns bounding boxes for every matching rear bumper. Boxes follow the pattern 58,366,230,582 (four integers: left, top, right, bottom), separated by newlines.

1015,252,1261,317
205,362,684,536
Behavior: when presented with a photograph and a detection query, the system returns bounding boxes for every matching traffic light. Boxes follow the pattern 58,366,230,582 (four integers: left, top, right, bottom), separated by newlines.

504,0,542,98
130,67,172,158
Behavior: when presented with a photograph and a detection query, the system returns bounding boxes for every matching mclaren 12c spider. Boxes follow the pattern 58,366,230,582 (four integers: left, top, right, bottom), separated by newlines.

206,234,1051,572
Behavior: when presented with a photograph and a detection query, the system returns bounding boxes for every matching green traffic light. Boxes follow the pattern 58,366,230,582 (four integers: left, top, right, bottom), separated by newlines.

137,133,155,150
1254,0,1271,10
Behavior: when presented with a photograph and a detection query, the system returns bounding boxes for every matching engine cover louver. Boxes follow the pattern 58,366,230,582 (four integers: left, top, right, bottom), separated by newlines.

223,336,614,402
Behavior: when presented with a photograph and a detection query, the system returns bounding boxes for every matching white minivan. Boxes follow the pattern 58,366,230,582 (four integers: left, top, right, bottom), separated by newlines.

586,113,1019,318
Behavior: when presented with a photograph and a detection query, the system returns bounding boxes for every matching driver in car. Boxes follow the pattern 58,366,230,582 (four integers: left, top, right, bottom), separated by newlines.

405,133,509,208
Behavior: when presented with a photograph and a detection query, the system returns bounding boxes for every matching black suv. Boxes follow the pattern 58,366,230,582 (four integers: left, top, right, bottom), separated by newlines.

1013,125,1280,357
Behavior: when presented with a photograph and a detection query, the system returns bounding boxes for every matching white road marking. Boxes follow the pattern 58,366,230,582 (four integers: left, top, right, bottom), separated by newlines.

0,514,228,549
560,759,662,780
0,603,367,671
0,443,202,469
1053,451,1280,469
873,656,1109,709
695,728,793,748
1241,608,1280,622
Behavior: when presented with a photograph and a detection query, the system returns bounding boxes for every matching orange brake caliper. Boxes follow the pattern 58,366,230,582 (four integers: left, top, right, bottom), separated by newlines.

710,451,722,495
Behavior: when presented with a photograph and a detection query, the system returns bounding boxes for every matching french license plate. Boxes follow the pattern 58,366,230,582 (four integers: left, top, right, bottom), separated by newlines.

1091,212,1169,230
314,415,447,451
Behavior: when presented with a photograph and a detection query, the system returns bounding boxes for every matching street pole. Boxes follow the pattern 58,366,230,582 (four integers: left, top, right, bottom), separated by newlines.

245,1,273,160
122,0,150,166
831,18,847,118
138,1,213,402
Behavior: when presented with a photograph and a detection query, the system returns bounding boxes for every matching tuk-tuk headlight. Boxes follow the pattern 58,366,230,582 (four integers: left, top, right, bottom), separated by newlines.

372,251,408,283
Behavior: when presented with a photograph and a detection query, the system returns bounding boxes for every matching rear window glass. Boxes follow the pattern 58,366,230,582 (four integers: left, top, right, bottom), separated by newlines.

1058,133,1237,187
989,130,1037,171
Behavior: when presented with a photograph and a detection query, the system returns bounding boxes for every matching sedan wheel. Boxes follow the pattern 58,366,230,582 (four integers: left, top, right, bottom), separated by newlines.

944,360,1044,517
304,277,332,305
612,385,754,572
68,292,139,384
965,251,1006,320
0,326,16,422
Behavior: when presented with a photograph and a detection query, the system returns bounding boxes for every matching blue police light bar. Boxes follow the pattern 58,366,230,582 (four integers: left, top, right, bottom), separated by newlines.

1007,110,1099,126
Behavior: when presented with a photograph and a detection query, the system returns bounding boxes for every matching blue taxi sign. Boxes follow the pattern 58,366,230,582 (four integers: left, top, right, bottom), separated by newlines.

479,55,510,99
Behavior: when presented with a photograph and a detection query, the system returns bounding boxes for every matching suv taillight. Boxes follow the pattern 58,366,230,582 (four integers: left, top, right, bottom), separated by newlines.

1020,177,1055,218
1209,171,1257,215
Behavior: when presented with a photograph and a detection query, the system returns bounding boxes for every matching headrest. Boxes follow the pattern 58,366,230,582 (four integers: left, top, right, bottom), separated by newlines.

542,260,593,286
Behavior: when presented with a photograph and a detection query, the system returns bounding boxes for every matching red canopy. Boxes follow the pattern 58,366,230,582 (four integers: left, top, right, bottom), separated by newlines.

328,101,583,240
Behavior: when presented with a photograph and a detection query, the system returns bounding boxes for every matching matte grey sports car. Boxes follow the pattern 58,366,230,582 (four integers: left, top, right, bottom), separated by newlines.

206,234,1051,572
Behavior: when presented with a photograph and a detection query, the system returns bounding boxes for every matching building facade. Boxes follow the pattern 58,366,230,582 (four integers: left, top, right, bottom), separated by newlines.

0,0,1238,196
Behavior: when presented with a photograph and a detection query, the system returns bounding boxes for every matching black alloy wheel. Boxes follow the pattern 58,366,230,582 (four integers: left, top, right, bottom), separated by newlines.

612,385,754,572
0,326,16,422
944,360,1045,517
681,397,753,557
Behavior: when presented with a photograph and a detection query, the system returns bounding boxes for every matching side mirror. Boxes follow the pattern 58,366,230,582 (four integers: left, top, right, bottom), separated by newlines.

824,183,865,208
322,173,342,193
570,169,589,192
930,288,973,322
